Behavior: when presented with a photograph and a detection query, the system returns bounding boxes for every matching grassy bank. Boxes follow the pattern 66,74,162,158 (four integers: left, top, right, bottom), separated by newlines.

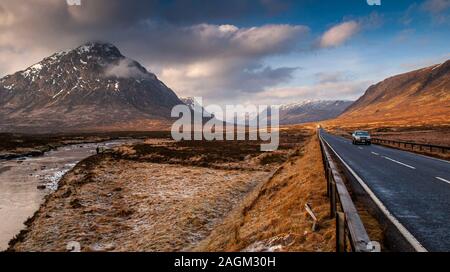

193,130,336,252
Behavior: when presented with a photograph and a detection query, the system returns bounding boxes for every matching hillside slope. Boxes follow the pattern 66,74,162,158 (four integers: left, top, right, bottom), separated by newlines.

337,60,450,126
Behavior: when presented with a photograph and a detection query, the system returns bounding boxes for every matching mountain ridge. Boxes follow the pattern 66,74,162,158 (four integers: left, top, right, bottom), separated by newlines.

278,100,353,125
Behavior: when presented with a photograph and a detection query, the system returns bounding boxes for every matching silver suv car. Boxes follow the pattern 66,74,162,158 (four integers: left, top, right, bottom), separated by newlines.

352,130,371,145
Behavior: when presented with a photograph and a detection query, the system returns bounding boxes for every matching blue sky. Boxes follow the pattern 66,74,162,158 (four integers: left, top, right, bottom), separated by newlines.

0,0,449,105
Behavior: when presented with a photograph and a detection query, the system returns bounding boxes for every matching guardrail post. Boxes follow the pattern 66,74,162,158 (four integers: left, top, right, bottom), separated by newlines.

336,211,346,252
327,167,332,197
330,179,336,218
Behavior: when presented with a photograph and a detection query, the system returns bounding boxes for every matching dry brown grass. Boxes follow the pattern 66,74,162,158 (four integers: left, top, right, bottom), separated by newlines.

192,131,335,252
8,156,269,252
8,129,310,252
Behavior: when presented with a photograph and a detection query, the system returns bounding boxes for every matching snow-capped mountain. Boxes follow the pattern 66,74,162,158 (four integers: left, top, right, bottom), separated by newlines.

0,42,183,132
278,100,353,125
180,97,200,111
179,98,353,125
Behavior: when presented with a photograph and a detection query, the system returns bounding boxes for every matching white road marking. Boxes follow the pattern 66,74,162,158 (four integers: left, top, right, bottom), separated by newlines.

436,177,450,185
358,147,363,150
370,138,450,164
397,215,420,219
383,156,416,169
371,152,380,156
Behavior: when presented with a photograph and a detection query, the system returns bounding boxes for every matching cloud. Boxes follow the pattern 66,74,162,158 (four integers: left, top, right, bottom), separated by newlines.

0,0,309,102
394,29,416,43
399,4,417,26
119,23,307,101
422,0,450,23
358,11,384,29
319,21,359,48
109,23,308,71
251,79,371,105
0,5,15,26
422,0,450,14
401,0,450,25
66,0,81,6
314,71,349,84
104,58,150,79
251,70,367,105
159,57,299,101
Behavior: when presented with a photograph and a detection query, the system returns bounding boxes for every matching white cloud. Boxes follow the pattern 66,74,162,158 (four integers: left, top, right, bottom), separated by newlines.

159,57,298,100
104,58,150,79
229,24,309,56
319,21,359,48
249,79,371,105
66,0,81,6
176,23,309,59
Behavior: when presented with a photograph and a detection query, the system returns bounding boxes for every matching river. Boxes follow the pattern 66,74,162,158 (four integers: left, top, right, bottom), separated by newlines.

0,140,135,251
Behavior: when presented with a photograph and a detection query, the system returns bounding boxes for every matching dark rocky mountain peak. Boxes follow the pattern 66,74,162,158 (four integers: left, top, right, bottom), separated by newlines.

0,42,182,132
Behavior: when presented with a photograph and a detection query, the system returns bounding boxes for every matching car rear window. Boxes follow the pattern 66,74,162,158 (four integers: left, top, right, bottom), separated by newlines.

355,131,369,136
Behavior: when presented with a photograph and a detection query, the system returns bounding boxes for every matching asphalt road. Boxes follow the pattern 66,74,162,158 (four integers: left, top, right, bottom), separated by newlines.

320,131,450,252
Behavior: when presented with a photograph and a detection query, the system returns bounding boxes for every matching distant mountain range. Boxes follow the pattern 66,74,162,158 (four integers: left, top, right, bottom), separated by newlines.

181,98,352,125
278,100,353,125
0,42,182,133
338,60,450,125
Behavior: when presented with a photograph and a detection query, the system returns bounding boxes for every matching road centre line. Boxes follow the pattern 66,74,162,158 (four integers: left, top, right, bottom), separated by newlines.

383,156,416,169
436,177,450,185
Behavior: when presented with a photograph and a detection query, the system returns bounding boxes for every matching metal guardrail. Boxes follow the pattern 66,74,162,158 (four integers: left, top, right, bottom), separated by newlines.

318,132,379,252
371,138,449,154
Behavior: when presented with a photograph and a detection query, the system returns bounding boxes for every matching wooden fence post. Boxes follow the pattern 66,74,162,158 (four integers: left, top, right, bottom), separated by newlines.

330,180,336,218
336,212,346,252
